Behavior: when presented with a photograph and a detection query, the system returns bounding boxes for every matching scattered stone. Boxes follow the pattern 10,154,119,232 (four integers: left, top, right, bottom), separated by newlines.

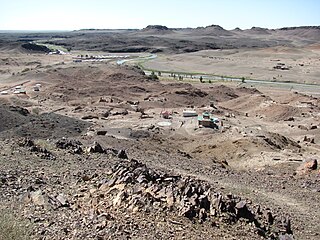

88,159,292,239
117,149,128,159
296,159,318,174
87,141,105,153
304,159,317,170
284,117,294,121
303,136,315,144
298,125,308,130
97,130,107,135
110,109,128,116
279,234,294,240
19,138,55,160
29,190,46,206
56,138,83,154
9,106,30,116
56,193,69,207
82,115,99,120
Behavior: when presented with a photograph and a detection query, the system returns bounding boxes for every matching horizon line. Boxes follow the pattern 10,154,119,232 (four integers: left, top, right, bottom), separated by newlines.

0,24,319,32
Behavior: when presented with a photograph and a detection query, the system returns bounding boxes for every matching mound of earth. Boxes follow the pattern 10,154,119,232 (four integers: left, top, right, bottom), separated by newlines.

0,105,29,132
188,131,300,164
220,93,272,113
257,104,302,121
0,105,90,139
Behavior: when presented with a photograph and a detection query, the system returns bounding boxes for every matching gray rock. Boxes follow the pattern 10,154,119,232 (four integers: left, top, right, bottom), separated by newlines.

56,193,69,207
117,149,128,159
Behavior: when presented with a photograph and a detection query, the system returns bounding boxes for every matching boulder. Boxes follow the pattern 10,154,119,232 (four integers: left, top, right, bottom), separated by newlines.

56,193,69,207
297,158,317,174
87,141,105,153
117,149,128,159
30,190,46,206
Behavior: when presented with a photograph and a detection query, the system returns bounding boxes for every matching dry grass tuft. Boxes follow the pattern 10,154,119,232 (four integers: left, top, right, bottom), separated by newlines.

0,210,31,240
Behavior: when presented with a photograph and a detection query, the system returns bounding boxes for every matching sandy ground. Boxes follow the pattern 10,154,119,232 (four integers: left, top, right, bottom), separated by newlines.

143,45,320,84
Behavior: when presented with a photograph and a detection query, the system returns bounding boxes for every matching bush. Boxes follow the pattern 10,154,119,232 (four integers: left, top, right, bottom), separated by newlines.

148,72,159,80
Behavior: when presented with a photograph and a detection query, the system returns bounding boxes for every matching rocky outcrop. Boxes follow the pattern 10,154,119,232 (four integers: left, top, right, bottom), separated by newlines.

85,159,293,239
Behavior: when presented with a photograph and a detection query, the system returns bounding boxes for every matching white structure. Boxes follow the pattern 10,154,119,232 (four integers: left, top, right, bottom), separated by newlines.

183,110,198,117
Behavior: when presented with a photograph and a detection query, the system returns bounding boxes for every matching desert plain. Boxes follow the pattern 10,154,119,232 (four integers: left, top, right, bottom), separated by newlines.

0,25,319,239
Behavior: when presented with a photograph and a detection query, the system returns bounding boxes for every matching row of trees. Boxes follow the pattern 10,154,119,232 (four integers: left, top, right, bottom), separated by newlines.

152,71,246,83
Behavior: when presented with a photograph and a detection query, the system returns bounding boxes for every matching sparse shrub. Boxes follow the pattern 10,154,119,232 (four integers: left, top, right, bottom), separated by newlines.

241,77,246,83
31,107,41,115
200,76,203,83
148,71,159,80
0,210,31,240
21,68,30,73
208,79,212,83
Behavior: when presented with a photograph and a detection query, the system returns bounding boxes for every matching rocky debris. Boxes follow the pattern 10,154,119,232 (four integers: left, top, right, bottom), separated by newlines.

81,115,99,120
86,141,105,153
298,125,308,130
296,159,318,174
117,149,128,159
56,193,69,207
9,105,30,116
110,108,129,116
28,189,47,206
55,138,83,154
175,88,208,97
85,141,128,159
83,159,293,239
18,138,55,160
130,130,151,139
260,132,300,150
279,234,294,240
127,100,139,105
96,130,107,136
284,117,295,121
303,136,315,144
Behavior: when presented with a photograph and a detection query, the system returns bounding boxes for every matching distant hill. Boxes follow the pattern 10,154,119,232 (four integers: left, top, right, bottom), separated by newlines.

193,24,234,36
1,24,319,54
141,25,173,34
277,26,320,40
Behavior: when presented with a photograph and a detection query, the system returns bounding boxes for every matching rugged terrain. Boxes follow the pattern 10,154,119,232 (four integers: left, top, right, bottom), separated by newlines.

0,26,319,239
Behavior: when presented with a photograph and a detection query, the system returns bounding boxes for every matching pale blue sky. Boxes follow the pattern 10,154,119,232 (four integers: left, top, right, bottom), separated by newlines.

0,0,319,30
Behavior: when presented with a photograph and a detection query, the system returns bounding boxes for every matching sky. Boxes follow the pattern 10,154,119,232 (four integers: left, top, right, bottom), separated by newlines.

0,0,319,31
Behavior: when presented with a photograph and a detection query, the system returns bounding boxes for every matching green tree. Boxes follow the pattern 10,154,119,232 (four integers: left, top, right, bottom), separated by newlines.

200,76,203,83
